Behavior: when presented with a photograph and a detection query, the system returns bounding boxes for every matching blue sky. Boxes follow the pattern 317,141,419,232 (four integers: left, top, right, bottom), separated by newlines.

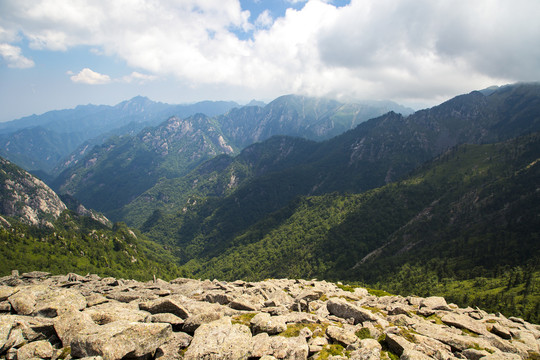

1,0,539,122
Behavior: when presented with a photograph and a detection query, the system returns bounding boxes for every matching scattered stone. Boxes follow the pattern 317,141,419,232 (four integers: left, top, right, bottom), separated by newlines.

71,321,172,360
0,273,538,360
327,297,378,324
400,349,433,360
155,332,192,359
349,338,381,360
151,312,185,330
462,348,491,360
229,296,260,311
250,332,309,359
182,311,223,333
16,340,53,359
384,332,414,356
491,324,512,340
326,325,359,347
420,296,452,311
183,317,252,360
250,313,287,335
139,296,190,319
441,313,488,335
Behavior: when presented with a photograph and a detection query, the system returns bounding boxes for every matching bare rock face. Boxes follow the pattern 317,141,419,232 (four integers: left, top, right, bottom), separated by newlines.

0,272,539,360
0,157,67,227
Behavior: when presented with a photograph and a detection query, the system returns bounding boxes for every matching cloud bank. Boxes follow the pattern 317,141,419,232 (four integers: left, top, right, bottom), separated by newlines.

1,0,539,105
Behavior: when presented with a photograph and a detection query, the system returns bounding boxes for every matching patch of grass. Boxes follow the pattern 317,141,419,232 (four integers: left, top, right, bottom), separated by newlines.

355,327,373,340
363,306,385,315
416,312,444,325
461,328,480,337
337,283,356,292
527,351,540,360
318,344,345,360
57,347,71,359
231,312,257,326
279,323,329,338
381,350,400,360
367,287,394,297
398,328,418,343
470,343,494,354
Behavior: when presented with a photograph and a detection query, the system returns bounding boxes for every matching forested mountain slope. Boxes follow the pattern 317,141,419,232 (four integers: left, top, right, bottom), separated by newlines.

0,156,180,280
52,115,236,213
175,133,540,321
130,83,540,234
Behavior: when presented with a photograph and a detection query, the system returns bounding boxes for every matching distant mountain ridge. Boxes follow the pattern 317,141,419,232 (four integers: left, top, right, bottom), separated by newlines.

52,114,236,213
0,95,412,176
0,97,240,173
50,95,414,215
120,83,540,230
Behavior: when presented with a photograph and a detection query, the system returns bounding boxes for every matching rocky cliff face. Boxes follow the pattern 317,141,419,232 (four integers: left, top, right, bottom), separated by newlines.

0,157,67,227
0,272,538,360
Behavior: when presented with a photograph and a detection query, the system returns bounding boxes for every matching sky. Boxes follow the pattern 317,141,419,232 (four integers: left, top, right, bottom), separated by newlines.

1,0,539,122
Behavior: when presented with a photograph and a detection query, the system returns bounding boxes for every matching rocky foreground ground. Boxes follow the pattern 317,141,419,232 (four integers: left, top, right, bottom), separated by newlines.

0,271,539,360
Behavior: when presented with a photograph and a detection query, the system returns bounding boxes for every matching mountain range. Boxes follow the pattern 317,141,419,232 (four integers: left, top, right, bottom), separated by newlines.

49,95,413,214
0,82,539,323
0,97,240,174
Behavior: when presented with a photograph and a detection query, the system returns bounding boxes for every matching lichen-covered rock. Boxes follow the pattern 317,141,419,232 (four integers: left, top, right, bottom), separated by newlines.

250,332,309,359
33,288,87,317
327,297,378,324
0,274,538,360
183,311,223,333
419,296,451,311
71,321,172,360
155,332,193,359
349,338,382,360
139,296,190,319
326,325,359,347
183,317,252,360
54,308,97,347
16,340,53,360
250,313,287,335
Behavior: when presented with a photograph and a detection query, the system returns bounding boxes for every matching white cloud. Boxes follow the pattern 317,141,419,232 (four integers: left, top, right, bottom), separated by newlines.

255,10,273,28
0,43,34,68
121,71,157,84
1,0,539,105
70,68,111,85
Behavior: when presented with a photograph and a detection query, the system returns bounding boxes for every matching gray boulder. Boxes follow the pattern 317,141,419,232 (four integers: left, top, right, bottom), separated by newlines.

326,325,359,347
183,317,252,360
16,340,53,360
183,312,223,333
250,313,287,335
71,320,172,360
327,298,378,324
250,332,309,359
139,296,190,319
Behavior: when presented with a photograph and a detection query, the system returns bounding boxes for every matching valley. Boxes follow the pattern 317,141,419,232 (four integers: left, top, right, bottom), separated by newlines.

0,82,539,325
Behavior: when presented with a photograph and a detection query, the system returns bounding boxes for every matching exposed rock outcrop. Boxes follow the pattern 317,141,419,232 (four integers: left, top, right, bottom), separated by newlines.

0,272,538,360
